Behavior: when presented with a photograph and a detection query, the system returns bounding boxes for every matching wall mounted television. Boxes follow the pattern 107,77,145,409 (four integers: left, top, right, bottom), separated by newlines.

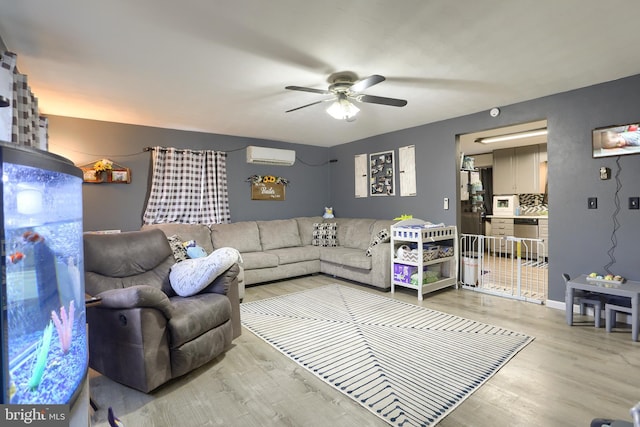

592,122,640,158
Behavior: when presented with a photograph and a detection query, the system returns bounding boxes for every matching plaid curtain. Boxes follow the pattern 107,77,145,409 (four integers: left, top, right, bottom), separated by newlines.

0,51,47,149
142,146,231,225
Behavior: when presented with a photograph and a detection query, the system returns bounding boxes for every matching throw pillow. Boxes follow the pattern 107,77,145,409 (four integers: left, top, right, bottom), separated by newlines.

186,246,208,258
365,228,390,257
169,247,241,297
167,234,188,262
312,222,337,247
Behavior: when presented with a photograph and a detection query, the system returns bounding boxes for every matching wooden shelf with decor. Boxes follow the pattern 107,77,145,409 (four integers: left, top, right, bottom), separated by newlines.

79,159,131,184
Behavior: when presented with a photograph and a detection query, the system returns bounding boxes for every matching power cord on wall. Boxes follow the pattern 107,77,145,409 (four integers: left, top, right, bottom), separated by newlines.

603,155,622,275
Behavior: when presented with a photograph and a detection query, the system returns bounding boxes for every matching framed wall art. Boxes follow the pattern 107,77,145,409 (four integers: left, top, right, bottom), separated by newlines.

79,158,131,184
247,174,288,201
369,150,395,196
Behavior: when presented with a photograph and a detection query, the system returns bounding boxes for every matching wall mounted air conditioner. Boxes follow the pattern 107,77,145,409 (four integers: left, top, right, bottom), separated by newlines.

246,146,296,166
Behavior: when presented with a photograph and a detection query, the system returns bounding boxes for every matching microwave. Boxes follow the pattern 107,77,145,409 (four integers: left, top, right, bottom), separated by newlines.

493,195,520,216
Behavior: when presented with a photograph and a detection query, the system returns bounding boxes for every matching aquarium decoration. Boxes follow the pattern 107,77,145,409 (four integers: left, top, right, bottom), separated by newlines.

28,321,53,391
51,301,75,354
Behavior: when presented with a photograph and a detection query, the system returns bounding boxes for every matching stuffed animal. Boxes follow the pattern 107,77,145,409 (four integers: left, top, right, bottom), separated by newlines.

323,207,334,219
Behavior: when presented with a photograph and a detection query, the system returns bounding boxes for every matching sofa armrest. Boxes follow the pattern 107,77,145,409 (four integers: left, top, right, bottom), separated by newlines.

200,263,240,295
369,241,391,262
96,285,174,319
201,263,241,338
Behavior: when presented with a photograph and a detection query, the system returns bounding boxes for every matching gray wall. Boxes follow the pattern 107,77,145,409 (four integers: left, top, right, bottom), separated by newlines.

40,76,640,304
48,116,330,231
329,74,640,302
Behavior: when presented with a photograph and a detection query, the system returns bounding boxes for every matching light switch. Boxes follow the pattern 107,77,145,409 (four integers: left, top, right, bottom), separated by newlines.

588,197,597,209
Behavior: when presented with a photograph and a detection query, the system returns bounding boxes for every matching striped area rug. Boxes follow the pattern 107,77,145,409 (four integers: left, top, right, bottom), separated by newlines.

240,284,533,426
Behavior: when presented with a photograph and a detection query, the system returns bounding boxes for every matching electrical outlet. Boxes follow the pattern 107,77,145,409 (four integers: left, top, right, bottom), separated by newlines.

630,197,640,210
443,197,449,210
588,197,597,209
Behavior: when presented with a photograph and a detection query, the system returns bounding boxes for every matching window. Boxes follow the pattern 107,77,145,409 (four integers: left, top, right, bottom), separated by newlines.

142,147,231,225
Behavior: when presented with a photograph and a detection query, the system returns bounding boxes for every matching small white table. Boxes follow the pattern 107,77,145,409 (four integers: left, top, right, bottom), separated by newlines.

565,274,640,341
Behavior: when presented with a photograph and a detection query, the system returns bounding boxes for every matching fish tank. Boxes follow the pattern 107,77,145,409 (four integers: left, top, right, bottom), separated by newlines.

0,141,86,406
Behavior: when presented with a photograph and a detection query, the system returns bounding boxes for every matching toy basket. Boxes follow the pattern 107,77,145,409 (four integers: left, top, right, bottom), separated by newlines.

424,245,439,261
397,245,439,263
438,245,454,258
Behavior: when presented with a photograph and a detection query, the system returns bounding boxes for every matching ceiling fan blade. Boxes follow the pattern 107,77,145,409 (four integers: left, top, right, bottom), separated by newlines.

285,85,330,95
350,74,385,92
357,94,407,107
285,100,326,113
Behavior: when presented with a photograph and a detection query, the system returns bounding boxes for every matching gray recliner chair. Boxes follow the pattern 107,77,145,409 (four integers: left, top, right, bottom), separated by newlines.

83,229,241,393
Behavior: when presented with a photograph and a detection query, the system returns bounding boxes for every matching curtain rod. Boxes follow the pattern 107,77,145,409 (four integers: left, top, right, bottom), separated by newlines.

143,146,228,154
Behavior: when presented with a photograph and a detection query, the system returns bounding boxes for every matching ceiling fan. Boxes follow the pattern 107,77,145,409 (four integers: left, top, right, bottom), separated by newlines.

285,71,407,121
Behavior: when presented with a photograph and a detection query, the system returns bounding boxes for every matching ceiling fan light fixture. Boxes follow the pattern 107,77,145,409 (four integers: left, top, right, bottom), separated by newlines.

326,96,360,120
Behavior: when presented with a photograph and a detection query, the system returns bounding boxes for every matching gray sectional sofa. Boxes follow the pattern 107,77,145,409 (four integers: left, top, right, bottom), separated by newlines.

143,217,397,296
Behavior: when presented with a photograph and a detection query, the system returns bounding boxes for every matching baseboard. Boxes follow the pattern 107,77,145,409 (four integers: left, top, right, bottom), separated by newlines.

545,299,631,325
545,299,565,310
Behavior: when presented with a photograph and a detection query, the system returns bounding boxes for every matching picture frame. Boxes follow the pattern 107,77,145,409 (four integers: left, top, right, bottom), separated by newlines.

81,168,101,183
369,150,395,196
110,169,131,183
592,122,640,158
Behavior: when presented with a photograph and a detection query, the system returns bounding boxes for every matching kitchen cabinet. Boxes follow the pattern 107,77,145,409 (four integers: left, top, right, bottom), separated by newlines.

493,145,546,195
489,217,514,254
538,218,548,258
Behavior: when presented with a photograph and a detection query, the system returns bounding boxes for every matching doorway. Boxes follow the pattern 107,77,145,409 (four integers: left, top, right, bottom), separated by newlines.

456,119,549,303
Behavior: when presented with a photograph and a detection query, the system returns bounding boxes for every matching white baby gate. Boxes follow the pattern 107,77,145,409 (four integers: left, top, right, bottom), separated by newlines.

459,234,548,303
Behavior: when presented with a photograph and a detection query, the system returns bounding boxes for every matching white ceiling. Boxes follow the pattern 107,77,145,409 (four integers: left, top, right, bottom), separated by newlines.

1,1,640,148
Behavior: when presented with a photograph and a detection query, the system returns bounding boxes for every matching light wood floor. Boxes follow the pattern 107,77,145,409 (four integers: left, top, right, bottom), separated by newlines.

89,275,639,427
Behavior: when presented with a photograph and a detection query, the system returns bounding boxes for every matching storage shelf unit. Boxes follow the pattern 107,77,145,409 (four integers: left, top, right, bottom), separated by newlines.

390,219,458,300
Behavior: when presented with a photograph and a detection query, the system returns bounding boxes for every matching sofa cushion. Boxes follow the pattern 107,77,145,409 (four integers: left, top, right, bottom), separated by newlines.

169,247,241,297
319,247,372,270
265,246,320,265
142,223,215,253
295,216,324,245
312,222,337,247
168,292,231,348
210,221,262,253
342,219,376,250
84,229,176,296
257,219,302,250
241,251,279,270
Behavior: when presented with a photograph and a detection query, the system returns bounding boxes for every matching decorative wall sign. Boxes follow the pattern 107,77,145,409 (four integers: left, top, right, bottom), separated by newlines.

369,150,395,196
247,175,288,201
79,158,131,184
